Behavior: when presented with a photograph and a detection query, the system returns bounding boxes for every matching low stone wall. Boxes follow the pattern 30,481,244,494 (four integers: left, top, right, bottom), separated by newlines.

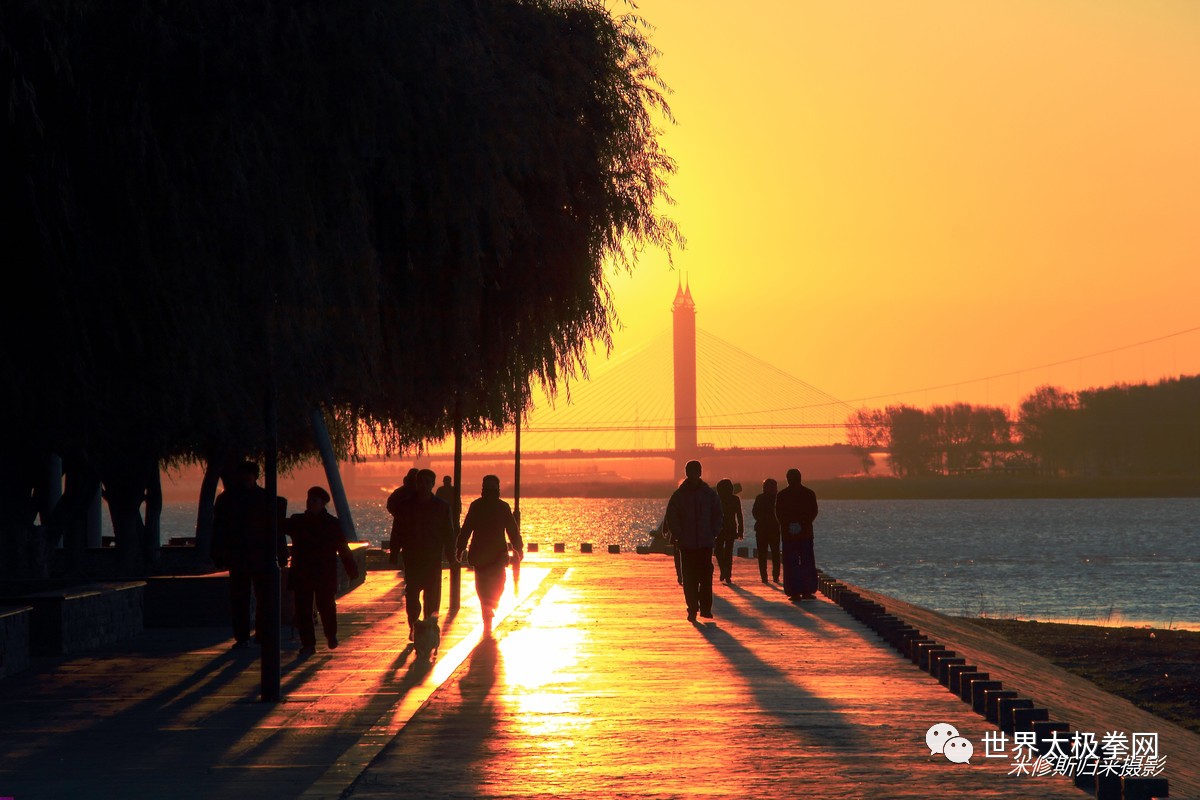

51,544,207,577
145,542,369,628
12,582,145,656
0,605,32,678
52,539,371,580
143,573,234,627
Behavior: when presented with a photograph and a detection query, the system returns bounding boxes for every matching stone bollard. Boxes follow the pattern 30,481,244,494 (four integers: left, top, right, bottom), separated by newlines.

947,664,977,693
1092,750,1122,799
1120,777,1169,800
906,636,933,662
873,617,907,643
1031,720,1070,756
984,690,1019,724
926,649,956,675
917,643,948,671
971,680,1004,714
871,613,901,629
527,542,539,552
580,543,593,553
846,600,870,619
553,543,566,553
959,671,990,703
928,650,959,678
936,657,967,685
1011,706,1048,733
856,603,887,624
888,627,920,651
608,544,620,554
997,697,1034,733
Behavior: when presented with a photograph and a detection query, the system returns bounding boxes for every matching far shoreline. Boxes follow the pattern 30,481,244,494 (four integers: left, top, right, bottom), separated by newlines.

159,471,1200,504
490,474,1200,501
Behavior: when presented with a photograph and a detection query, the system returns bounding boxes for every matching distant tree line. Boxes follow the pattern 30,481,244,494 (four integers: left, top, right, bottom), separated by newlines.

1,0,678,578
845,375,1200,478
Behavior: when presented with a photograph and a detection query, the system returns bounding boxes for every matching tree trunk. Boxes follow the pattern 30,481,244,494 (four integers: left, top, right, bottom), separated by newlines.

192,453,226,573
143,463,162,570
37,454,63,525
85,484,102,548
104,471,146,576
24,452,64,578
311,408,356,541
61,467,95,576
0,453,39,580
37,466,101,580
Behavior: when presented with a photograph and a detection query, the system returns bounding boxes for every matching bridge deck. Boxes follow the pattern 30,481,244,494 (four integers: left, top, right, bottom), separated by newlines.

0,554,1192,799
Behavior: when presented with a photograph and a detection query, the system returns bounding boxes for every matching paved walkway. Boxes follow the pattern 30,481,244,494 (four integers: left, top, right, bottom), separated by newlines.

1,553,1192,799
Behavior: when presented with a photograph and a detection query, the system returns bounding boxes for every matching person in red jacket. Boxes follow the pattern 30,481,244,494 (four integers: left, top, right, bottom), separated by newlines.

774,468,819,600
286,486,359,657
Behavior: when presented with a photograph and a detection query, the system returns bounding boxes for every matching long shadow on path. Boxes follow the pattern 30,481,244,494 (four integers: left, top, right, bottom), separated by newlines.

699,587,1083,798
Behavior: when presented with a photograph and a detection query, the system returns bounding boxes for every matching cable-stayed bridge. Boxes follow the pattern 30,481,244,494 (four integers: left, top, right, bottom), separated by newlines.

441,327,855,453
346,290,1200,487
410,283,866,480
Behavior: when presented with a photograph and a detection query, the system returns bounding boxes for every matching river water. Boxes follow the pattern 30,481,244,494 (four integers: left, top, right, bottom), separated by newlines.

147,496,1200,629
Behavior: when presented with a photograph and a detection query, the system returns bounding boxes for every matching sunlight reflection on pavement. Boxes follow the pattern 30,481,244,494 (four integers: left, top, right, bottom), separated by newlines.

342,556,1089,799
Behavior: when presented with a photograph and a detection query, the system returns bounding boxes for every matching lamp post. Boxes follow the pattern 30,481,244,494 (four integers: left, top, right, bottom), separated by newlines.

449,393,463,612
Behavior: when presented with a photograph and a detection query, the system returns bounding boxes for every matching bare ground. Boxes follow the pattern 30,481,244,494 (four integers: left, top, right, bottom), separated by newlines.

963,618,1200,735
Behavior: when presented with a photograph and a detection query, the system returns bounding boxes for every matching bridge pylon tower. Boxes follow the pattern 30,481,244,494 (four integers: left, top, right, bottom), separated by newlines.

672,279,698,476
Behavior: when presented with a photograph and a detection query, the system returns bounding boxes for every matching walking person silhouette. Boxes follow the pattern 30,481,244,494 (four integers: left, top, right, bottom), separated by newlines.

286,486,358,657
211,460,287,650
775,468,819,600
386,468,420,571
752,478,781,584
456,475,523,637
394,469,456,643
714,478,743,584
665,460,722,622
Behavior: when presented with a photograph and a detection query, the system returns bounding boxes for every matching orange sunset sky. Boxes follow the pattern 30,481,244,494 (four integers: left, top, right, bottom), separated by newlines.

451,1,1200,454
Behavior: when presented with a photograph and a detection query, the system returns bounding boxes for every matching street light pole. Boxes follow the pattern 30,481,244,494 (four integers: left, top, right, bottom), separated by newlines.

450,393,463,612
261,379,281,703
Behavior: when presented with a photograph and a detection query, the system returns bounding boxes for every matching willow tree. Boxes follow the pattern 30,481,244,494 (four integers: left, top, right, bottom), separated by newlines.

0,0,678,578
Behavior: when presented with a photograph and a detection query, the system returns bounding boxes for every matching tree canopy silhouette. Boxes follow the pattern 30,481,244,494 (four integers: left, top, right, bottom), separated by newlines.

1,0,678,576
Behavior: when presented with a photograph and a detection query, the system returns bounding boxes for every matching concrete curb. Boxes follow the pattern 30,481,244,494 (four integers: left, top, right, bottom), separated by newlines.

816,571,1170,800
